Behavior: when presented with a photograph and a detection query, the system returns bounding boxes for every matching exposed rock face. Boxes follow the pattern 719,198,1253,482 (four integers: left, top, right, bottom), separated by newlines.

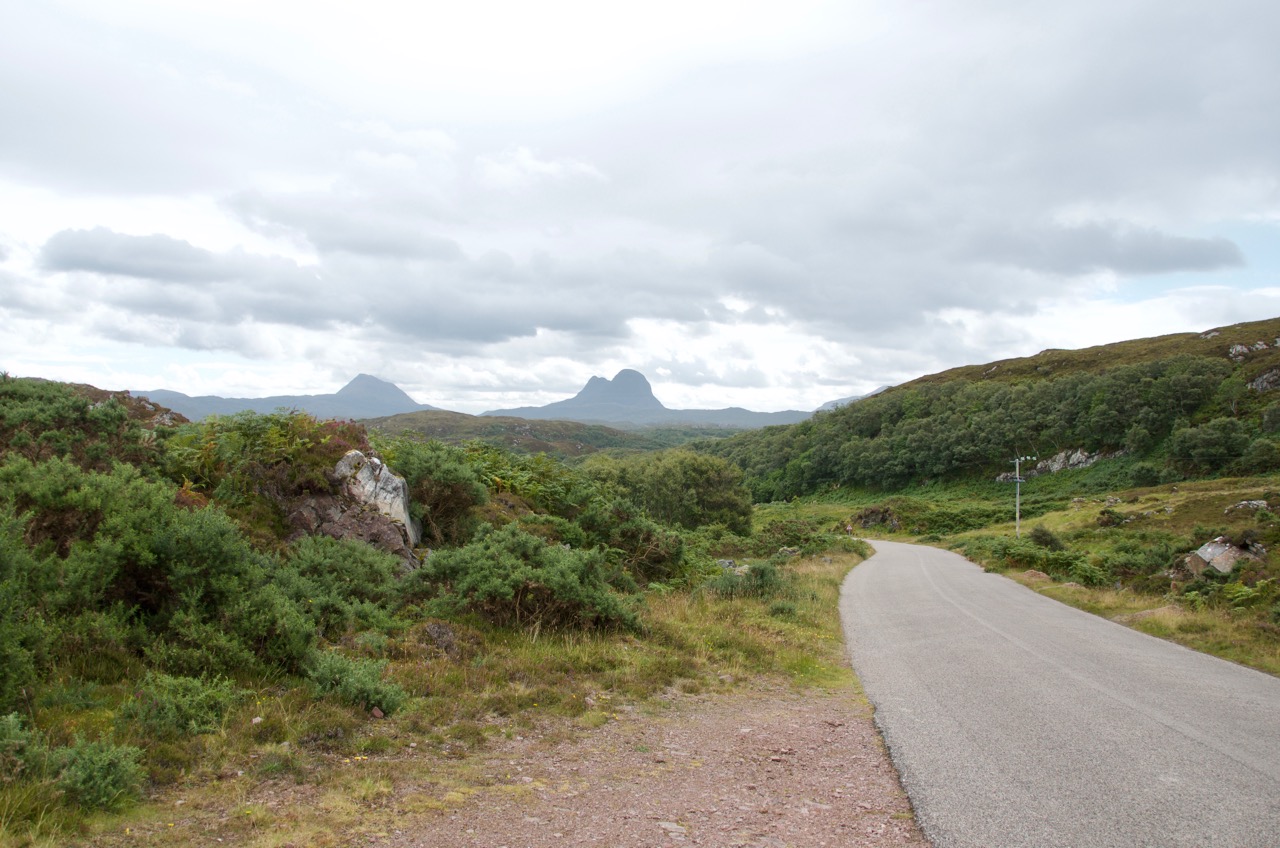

333,450,421,546
1248,368,1280,392
1184,537,1263,576
283,450,421,570
996,448,1121,482
286,494,419,569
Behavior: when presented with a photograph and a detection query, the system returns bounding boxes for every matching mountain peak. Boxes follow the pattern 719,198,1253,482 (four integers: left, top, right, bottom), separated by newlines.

572,369,663,409
337,373,406,397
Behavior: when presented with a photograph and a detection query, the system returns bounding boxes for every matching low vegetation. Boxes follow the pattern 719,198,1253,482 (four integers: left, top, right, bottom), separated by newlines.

6,316,1280,843
0,373,860,845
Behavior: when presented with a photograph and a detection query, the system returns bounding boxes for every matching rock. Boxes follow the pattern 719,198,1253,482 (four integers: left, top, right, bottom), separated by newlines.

333,450,421,546
777,547,801,557
286,493,419,570
855,506,900,531
716,559,737,570
280,449,424,570
1184,536,1262,576
1248,369,1280,392
1225,500,1270,514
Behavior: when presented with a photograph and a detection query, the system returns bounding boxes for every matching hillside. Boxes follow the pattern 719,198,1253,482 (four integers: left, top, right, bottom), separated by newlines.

703,316,1280,501
364,408,742,457
908,317,1280,385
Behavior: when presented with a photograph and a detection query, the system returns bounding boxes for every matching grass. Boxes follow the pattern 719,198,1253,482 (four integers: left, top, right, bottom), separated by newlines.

2,552,863,847
1003,577,1280,676
759,470,1280,680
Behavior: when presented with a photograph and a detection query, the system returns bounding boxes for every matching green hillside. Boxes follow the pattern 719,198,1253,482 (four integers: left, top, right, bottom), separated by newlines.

703,316,1280,501
365,408,743,457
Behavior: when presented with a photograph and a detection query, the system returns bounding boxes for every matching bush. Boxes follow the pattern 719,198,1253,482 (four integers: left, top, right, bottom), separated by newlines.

704,562,790,599
0,713,41,783
117,672,239,738
405,523,640,631
575,497,685,584
305,651,406,715
376,438,487,546
282,536,400,638
52,739,144,811
1028,525,1065,551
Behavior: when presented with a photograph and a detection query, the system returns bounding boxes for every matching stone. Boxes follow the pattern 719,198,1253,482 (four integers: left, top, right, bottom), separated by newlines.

1248,369,1280,392
333,450,421,546
285,493,419,570
1225,500,1270,514
1184,536,1261,576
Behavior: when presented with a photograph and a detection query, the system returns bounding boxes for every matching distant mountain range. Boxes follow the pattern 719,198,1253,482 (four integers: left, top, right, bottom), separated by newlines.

137,374,438,421
134,369,858,428
483,369,812,428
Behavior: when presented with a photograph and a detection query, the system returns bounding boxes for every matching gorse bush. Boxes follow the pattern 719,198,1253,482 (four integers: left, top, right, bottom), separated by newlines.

51,739,144,811
704,561,790,600
282,535,401,638
305,651,406,715
0,715,142,812
116,672,239,738
0,375,157,473
405,524,640,631
373,437,488,546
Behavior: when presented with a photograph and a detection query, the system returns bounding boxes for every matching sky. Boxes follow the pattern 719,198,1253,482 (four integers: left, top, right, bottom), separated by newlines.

2,0,1279,414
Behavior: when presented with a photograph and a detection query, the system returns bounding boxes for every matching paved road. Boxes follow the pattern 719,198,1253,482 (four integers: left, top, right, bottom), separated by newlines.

840,540,1280,847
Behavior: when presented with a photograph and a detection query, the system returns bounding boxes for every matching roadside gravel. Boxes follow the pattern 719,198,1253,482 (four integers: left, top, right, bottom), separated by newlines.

385,682,927,848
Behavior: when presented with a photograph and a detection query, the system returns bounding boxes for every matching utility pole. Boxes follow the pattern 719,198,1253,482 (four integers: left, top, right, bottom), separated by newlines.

1011,455,1036,538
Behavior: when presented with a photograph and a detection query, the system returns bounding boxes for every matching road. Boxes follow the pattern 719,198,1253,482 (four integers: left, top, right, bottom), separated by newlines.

839,539,1280,847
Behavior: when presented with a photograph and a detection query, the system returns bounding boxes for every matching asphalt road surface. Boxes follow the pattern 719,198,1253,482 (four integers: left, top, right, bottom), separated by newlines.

840,540,1280,847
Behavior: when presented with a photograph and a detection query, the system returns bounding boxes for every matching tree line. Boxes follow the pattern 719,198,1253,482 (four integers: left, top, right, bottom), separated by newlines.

702,355,1278,500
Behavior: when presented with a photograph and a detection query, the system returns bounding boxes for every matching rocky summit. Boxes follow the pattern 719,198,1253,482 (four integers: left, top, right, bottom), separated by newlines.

483,369,811,429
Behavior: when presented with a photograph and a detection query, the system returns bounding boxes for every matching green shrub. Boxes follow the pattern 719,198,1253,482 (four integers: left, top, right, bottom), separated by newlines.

51,739,143,811
405,523,640,630
282,536,400,638
0,713,41,784
1028,525,1065,551
305,651,406,715
375,437,487,546
575,497,685,584
704,562,790,599
117,672,239,738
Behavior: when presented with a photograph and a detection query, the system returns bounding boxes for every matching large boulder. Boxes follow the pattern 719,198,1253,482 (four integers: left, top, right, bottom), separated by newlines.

283,450,422,570
333,450,421,546
1183,536,1262,576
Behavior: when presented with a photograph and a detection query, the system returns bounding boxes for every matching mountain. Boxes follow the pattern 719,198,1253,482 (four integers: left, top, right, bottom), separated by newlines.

483,369,812,428
136,374,439,421
818,385,892,412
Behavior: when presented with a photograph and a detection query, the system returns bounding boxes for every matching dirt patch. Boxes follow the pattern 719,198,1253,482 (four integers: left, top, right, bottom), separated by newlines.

384,683,927,847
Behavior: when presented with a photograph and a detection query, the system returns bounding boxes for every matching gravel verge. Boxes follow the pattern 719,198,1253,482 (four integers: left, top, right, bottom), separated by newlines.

385,682,928,848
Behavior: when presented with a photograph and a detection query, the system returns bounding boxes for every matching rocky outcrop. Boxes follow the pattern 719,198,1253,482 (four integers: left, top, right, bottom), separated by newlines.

1182,537,1264,576
333,450,421,546
996,448,1121,482
1248,369,1280,392
283,450,421,570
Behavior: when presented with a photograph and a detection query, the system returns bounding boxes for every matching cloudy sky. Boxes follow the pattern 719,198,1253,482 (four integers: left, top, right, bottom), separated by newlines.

2,0,1278,414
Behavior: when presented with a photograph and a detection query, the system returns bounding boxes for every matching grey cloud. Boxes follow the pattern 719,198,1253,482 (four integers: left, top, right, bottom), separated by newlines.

41,228,226,282
228,191,465,260
967,223,1245,276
